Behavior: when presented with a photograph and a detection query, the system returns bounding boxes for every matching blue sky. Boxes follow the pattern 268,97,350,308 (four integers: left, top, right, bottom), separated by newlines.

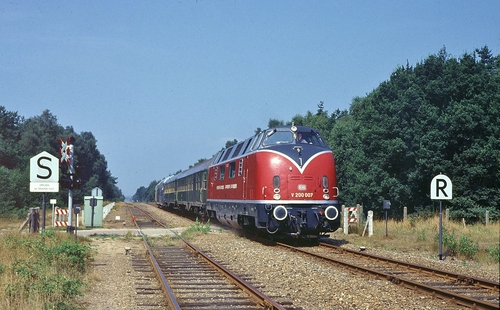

1,1,499,196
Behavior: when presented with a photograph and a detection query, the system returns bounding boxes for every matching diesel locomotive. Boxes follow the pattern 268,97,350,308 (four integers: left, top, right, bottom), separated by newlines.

155,125,341,240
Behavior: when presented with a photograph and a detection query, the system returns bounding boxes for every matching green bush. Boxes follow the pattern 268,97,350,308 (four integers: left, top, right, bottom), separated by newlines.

48,241,91,272
457,236,479,259
181,218,211,239
438,228,480,260
440,228,458,256
486,245,500,262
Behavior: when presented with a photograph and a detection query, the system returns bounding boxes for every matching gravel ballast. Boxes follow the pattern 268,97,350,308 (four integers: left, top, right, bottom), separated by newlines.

79,204,499,310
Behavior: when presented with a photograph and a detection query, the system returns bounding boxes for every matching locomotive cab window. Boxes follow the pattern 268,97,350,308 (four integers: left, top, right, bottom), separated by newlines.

250,132,264,151
262,130,293,146
296,131,328,147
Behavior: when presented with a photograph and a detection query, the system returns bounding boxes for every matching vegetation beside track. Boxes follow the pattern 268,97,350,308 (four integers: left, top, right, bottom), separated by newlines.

0,229,92,310
337,216,499,268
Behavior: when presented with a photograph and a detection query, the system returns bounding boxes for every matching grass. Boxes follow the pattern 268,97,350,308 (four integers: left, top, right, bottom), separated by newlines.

0,229,92,310
180,218,211,240
337,216,499,268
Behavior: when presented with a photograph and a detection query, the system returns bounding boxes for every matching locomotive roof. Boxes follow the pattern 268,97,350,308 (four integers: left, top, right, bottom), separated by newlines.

211,125,328,166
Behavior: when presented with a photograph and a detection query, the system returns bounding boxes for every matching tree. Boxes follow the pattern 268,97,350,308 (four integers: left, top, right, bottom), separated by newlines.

0,107,124,215
0,107,22,169
225,139,238,148
329,46,499,220
268,119,284,128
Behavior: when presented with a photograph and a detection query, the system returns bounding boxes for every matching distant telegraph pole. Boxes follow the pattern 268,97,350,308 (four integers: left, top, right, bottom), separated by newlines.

431,174,453,260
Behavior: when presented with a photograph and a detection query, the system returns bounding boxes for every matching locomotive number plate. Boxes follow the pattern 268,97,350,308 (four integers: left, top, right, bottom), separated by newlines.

291,192,313,198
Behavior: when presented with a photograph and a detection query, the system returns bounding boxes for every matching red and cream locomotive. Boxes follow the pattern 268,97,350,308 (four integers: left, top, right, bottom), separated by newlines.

156,125,340,240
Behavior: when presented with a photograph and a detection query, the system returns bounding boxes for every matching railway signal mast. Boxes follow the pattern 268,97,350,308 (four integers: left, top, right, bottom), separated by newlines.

59,137,76,233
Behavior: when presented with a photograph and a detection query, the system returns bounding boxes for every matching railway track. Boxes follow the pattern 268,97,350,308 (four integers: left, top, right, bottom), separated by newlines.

275,240,499,310
128,205,294,310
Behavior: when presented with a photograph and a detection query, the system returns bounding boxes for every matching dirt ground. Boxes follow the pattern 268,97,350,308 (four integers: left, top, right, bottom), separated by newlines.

78,202,163,310
100,202,136,229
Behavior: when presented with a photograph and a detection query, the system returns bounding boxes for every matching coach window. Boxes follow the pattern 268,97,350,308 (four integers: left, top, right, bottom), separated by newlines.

219,165,225,180
229,162,236,178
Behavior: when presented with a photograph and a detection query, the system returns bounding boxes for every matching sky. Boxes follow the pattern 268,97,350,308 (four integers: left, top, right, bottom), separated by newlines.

1,1,499,197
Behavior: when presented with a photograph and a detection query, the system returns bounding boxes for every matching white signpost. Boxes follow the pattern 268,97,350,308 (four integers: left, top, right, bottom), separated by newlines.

431,174,452,200
30,151,59,193
431,174,452,260
30,151,60,232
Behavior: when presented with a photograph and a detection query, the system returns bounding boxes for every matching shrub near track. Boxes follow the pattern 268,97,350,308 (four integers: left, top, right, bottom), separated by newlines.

0,229,92,310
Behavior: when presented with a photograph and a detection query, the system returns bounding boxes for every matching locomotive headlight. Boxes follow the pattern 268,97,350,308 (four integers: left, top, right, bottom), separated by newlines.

273,193,281,200
322,176,329,188
273,205,288,221
325,205,339,221
273,175,280,188
323,193,330,200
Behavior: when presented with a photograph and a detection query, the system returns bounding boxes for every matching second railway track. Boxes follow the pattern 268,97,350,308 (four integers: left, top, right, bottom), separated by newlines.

276,240,499,310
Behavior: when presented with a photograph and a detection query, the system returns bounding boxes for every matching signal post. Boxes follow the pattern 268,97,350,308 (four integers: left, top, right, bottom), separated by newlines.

430,174,453,260
29,151,59,232
59,137,83,233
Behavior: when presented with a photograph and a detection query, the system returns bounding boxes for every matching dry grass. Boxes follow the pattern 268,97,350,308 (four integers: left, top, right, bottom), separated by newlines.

338,216,499,268
0,229,92,310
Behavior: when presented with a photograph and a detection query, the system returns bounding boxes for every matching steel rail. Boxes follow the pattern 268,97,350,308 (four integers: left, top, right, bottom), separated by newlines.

320,242,500,292
133,205,287,310
176,231,288,310
133,217,181,310
278,242,498,310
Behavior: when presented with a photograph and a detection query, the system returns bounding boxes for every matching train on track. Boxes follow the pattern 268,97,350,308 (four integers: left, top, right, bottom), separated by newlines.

155,125,341,240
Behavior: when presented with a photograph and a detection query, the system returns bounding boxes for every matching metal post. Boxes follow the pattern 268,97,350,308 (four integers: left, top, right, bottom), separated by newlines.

91,196,95,228
42,194,46,232
67,140,74,234
67,189,73,233
438,200,443,260
385,210,388,237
